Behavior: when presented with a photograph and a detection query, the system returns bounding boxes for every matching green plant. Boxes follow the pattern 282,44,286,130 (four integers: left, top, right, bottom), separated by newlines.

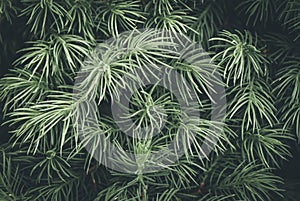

210,30,268,86
0,0,299,201
236,0,276,26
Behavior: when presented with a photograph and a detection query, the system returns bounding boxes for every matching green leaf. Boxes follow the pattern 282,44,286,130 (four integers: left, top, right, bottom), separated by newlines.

20,0,70,38
210,30,269,86
228,78,278,136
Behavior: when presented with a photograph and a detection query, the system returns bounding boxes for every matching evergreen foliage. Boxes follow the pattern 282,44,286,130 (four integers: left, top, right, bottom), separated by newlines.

0,0,299,200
